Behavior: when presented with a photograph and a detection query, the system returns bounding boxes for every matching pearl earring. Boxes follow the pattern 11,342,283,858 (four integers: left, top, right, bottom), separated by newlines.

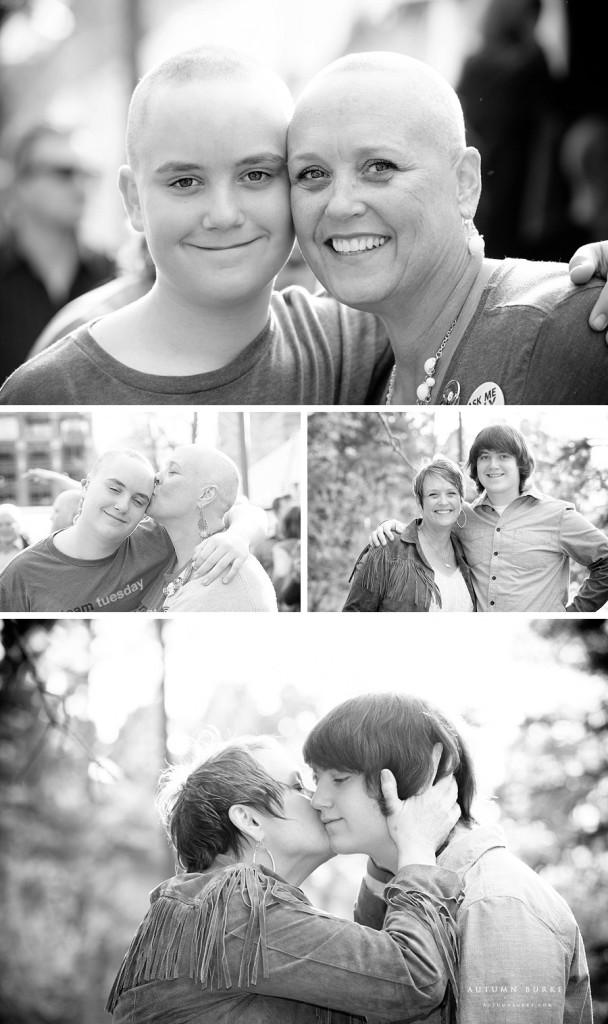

463,217,485,257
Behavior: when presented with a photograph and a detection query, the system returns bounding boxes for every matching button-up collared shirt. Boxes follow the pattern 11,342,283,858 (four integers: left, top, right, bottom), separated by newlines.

356,825,593,1024
457,487,608,612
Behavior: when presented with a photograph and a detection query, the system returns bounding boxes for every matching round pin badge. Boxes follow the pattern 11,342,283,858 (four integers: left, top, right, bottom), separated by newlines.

467,382,505,405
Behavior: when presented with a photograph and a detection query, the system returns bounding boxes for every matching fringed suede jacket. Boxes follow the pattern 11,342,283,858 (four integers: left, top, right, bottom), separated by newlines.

343,519,476,613
106,858,461,1023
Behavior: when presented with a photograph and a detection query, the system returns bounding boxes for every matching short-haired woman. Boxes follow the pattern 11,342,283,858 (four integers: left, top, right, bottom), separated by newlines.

107,736,461,1023
343,456,476,612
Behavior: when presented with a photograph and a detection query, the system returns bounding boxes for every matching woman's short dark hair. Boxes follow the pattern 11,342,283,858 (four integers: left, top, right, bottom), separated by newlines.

467,425,535,493
412,456,465,506
303,693,476,822
156,738,285,872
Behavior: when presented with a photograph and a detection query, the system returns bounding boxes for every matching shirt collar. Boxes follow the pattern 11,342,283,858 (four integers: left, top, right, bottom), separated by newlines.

438,824,506,875
472,483,545,509
399,518,422,544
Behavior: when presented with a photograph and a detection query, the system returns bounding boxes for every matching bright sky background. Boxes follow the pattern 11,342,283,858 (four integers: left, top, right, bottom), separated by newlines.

83,615,605,806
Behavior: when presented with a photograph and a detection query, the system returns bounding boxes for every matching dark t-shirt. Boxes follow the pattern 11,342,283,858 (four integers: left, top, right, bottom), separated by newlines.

0,519,174,612
0,238,116,381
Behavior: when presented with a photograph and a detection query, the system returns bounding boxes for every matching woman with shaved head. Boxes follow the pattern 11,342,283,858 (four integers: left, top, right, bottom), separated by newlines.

147,445,278,612
288,51,608,405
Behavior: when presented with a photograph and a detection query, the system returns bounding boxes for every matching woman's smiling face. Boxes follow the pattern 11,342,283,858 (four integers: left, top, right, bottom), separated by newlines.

419,472,462,530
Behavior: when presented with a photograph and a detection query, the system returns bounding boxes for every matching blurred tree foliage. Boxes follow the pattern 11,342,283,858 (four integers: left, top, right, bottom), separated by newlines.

0,619,169,1024
504,619,608,1023
307,412,608,611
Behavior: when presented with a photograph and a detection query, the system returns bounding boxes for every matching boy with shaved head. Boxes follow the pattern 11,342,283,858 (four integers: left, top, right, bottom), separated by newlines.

0,45,389,404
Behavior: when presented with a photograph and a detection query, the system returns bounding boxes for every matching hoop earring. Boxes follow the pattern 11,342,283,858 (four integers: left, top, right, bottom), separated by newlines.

463,217,485,257
456,508,467,529
253,840,276,873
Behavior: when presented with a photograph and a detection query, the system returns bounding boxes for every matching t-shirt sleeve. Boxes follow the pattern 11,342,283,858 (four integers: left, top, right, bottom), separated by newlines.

520,286,608,404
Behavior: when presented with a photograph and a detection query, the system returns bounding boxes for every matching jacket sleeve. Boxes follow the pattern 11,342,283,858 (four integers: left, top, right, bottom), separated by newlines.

107,864,461,1024
342,545,383,612
559,508,608,612
456,896,592,1024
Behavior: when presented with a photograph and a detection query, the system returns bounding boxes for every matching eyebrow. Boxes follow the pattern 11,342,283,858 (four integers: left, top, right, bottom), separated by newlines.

106,477,152,501
154,153,285,176
289,145,402,162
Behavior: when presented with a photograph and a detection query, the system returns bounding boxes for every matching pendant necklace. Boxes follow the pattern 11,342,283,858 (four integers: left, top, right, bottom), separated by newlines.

419,526,454,569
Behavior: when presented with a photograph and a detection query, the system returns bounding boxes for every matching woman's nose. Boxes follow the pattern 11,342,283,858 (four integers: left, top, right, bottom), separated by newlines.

324,177,366,220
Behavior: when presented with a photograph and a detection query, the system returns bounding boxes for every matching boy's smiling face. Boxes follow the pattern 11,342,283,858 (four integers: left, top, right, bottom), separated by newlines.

121,77,295,309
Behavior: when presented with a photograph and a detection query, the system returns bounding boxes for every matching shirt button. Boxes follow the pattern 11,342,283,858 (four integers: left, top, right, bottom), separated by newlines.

493,551,498,556
490,600,495,606
492,575,496,580
496,527,501,532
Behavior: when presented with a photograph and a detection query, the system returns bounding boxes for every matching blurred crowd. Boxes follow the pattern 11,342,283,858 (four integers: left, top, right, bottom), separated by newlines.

0,0,606,383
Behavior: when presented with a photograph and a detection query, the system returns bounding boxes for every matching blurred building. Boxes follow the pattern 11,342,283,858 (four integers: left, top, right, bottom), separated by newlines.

0,410,93,504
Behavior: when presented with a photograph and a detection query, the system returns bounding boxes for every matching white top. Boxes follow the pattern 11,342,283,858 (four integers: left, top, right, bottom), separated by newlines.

429,567,475,613
163,554,278,613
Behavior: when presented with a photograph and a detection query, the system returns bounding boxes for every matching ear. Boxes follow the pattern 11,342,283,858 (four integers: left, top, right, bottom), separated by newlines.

456,146,482,219
197,484,219,510
118,164,145,232
228,803,264,843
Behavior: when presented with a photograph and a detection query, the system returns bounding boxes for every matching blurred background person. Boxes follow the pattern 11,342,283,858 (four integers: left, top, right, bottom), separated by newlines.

271,504,301,612
0,502,30,571
455,0,560,260
49,487,81,533
27,232,154,358
253,493,293,577
0,121,116,381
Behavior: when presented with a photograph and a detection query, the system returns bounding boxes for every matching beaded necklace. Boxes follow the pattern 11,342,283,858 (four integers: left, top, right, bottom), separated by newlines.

385,318,458,406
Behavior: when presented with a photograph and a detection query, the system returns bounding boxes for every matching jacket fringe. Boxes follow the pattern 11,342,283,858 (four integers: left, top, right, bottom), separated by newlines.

106,866,278,1012
384,885,460,1017
358,545,441,609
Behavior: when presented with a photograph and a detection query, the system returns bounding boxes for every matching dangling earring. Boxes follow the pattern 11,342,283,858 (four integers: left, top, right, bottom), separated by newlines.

456,507,467,529
463,217,485,257
197,512,209,539
252,840,276,873
73,482,87,524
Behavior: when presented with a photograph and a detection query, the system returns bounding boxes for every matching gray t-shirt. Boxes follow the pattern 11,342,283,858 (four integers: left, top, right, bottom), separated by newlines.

0,519,174,612
370,259,606,405
0,286,391,404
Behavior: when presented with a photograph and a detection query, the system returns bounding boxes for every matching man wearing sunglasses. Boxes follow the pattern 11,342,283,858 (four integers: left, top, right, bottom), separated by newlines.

0,121,116,379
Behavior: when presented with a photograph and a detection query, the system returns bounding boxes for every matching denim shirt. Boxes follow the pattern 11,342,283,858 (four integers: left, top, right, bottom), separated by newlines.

107,860,462,1023
459,488,608,612
343,519,476,612
356,826,592,1024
